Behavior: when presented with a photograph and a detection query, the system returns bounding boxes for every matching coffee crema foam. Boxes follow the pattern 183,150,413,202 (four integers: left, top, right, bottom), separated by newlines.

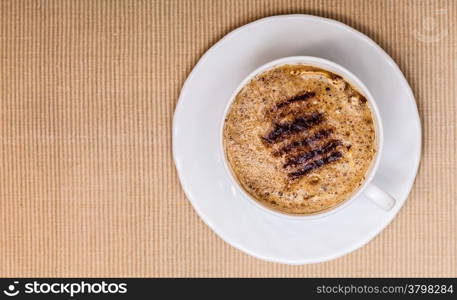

223,64,376,215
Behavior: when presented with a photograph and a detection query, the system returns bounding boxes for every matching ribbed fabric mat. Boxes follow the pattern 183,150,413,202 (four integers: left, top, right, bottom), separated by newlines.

0,0,456,277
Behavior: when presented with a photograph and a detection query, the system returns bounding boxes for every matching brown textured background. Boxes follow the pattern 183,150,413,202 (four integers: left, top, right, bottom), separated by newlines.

0,0,456,277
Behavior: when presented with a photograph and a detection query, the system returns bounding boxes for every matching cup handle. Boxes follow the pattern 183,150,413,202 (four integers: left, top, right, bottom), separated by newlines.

363,183,396,211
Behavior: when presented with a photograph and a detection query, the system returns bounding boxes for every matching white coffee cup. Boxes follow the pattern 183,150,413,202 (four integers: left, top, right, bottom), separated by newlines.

220,56,396,219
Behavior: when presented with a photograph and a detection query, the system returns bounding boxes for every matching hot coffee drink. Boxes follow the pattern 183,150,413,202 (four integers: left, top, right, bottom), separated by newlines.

223,64,376,214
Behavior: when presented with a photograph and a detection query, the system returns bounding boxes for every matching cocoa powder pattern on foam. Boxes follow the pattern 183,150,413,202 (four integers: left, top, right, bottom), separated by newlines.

262,92,344,181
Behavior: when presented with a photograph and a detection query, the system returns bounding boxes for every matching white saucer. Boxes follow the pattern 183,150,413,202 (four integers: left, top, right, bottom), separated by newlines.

173,15,421,264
